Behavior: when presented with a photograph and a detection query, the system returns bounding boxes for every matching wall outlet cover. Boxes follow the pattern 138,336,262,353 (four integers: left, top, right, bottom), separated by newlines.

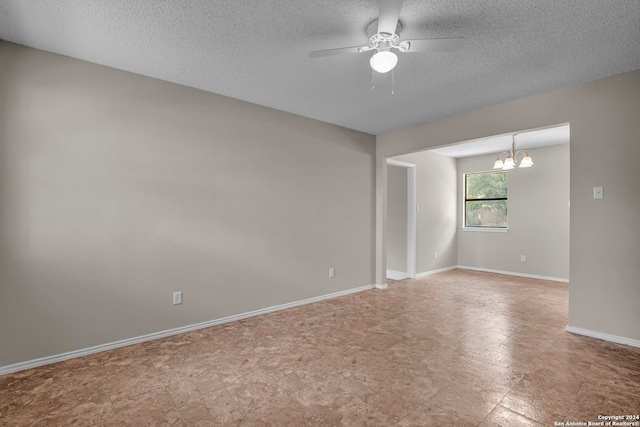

593,186,604,200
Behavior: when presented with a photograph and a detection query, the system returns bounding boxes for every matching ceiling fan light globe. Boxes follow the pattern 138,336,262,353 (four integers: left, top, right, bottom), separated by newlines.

370,50,398,73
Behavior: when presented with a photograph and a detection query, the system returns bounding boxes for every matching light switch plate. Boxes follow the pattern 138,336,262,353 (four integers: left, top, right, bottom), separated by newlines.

173,291,182,305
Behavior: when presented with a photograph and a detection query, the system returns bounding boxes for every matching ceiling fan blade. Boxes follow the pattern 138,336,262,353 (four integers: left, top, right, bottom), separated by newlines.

401,37,464,52
378,0,403,35
309,46,366,58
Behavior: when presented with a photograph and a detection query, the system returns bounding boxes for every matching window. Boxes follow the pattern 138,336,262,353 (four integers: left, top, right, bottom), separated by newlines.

465,171,508,228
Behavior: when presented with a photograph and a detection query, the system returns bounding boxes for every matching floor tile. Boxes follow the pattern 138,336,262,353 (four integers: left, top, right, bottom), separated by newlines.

2,269,639,426
428,382,505,425
478,404,546,427
397,403,475,426
110,388,185,426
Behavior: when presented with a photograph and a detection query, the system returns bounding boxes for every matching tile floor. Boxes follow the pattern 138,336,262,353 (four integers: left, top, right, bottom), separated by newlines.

1,269,639,426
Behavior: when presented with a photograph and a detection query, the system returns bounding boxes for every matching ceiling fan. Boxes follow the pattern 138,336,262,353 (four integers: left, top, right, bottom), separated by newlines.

309,0,464,75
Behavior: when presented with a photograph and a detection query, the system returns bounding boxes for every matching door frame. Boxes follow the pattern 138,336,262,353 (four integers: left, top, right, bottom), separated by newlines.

386,159,416,279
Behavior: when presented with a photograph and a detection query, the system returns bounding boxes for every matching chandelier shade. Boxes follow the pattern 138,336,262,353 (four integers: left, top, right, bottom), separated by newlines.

519,154,534,168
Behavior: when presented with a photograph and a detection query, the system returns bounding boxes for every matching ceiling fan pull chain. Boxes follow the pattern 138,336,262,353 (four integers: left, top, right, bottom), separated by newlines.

391,68,395,96
371,69,376,92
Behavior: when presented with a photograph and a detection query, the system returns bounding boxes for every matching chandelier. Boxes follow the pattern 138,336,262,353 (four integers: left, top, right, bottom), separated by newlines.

493,134,534,170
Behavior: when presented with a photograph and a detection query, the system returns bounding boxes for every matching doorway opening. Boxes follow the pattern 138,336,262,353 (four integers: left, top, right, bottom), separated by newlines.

386,159,416,280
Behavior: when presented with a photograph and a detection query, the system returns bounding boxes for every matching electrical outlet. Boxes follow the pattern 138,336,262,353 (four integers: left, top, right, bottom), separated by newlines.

329,268,335,278
434,252,438,259
520,255,526,262
173,291,182,305
593,186,604,200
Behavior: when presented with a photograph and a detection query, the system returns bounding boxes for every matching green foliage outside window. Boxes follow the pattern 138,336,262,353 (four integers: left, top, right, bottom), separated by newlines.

465,172,508,228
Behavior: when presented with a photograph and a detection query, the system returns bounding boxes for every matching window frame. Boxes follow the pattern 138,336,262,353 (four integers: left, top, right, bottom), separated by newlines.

463,171,508,230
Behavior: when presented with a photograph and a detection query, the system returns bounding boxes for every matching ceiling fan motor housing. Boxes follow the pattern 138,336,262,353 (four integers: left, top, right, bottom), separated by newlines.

367,19,401,49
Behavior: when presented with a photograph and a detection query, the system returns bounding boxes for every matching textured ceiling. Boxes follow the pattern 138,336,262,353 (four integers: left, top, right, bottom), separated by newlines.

0,0,639,135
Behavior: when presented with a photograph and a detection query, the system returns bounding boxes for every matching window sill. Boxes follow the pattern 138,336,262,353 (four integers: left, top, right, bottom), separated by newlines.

462,227,508,233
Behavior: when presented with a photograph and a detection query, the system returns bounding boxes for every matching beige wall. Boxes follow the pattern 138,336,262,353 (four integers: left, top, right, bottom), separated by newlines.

393,151,457,274
0,42,376,367
457,144,570,280
377,69,640,343
386,165,408,272
2,39,638,368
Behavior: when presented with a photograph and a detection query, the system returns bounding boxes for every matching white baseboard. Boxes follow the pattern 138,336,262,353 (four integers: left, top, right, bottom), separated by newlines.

375,283,388,289
386,269,409,280
566,325,640,349
392,265,567,284
457,265,569,283
415,265,458,278
0,284,376,376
